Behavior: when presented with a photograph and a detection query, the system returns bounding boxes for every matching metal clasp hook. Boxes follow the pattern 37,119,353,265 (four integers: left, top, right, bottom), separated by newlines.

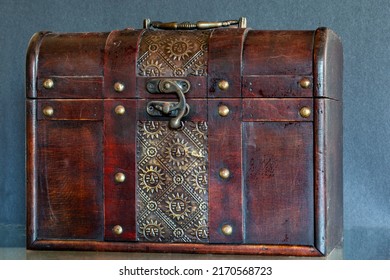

146,79,191,129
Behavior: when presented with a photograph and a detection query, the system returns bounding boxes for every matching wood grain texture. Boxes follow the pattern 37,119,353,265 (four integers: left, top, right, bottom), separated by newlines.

37,100,103,120
313,28,343,100
242,76,312,98
26,100,38,246
104,99,137,241
313,28,343,254
208,28,247,97
37,76,103,99
242,99,313,122
243,31,314,75
103,29,144,98
29,239,323,257
38,32,108,77
36,119,103,240
314,99,343,254
26,32,51,99
243,122,314,246
208,99,243,243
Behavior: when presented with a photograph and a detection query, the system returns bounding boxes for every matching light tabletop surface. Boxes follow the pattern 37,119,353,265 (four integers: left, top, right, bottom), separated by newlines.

0,247,342,260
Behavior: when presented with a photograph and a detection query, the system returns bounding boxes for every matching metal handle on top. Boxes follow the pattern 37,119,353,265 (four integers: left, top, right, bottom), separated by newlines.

144,17,247,30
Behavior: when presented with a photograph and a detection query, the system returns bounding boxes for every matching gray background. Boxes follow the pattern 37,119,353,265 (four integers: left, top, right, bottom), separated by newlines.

0,0,389,259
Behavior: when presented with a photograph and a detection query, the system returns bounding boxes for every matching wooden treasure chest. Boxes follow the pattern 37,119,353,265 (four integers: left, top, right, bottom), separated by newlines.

26,18,343,257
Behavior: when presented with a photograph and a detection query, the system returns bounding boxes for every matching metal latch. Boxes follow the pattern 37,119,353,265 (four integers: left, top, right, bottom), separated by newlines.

146,79,191,129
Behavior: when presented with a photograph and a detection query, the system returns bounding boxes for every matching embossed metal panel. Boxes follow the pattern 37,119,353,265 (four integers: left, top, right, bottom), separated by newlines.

137,30,210,77
136,121,209,243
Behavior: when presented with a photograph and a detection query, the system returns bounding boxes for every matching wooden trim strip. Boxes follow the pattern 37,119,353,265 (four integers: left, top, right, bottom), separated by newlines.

242,75,313,98
36,100,103,121
208,28,248,98
29,239,323,257
103,99,137,241
208,99,243,243
104,29,145,98
242,98,313,122
37,76,103,99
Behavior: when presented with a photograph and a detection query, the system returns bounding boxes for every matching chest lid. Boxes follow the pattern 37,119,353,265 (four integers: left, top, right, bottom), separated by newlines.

27,18,342,101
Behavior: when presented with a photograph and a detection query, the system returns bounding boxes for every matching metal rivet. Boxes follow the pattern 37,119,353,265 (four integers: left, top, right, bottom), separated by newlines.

218,80,229,91
219,168,230,179
299,106,311,118
115,105,125,115
114,82,125,92
221,224,233,236
299,78,311,89
42,106,54,116
43,79,54,89
218,105,230,117
114,172,126,183
112,225,123,235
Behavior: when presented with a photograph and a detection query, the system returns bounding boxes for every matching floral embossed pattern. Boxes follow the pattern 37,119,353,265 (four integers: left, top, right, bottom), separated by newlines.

136,121,209,243
137,30,210,77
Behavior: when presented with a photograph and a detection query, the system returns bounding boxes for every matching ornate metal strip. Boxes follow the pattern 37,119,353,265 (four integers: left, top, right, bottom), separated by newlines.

137,30,210,77
136,121,209,243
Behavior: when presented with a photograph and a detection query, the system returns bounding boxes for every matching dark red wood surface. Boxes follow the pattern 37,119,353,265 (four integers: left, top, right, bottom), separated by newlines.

104,99,137,241
208,99,243,243
36,119,103,240
243,31,314,75
38,33,107,77
37,76,103,99
29,239,323,257
103,29,144,98
37,100,103,120
208,28,247,98
242,98,313,122
243,122,314,246
242,75,312,98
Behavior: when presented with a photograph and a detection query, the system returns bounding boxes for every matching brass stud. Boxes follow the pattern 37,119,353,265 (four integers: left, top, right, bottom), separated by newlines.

115,105,125,115
114,172,126,183
163,82,171,90
112,225,123,235
114,82,125,92
218,105,230,117
43,78,54,89
218,80,229,91
221,224,233,236
299,106,311,118
299,78,311,89
42,106,54,116
219,168,230,179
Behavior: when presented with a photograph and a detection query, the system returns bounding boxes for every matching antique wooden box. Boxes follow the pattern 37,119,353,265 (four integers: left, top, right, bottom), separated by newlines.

26,18,343,256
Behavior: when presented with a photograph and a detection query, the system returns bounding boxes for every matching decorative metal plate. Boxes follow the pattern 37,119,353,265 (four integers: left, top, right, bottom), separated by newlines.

137,30,210,77
136,121,209,243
